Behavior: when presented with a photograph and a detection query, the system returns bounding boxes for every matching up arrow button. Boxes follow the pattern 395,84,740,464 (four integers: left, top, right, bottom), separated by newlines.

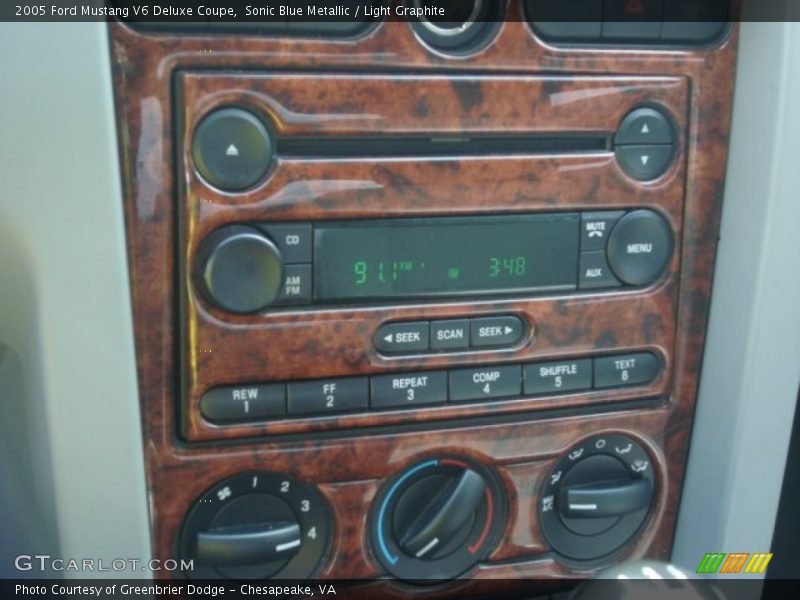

615,107,674,146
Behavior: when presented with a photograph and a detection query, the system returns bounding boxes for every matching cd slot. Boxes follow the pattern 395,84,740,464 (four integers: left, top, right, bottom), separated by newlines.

276,133,610,159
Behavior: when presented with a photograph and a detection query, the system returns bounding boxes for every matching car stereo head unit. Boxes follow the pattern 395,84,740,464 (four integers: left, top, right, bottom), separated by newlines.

195,210,673,314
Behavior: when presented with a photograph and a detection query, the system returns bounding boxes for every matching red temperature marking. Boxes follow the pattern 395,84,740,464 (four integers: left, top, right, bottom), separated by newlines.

468,487,494,554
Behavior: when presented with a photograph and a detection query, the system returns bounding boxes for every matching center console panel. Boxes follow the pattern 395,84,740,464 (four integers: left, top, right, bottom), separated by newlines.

110,2,738,593
179,71,686,441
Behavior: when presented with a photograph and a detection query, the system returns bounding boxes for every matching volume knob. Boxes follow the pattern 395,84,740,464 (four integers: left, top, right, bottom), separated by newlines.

196,225,283,314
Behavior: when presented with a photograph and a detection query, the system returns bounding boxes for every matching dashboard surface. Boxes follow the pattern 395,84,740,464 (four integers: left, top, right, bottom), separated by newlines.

108,2,738,593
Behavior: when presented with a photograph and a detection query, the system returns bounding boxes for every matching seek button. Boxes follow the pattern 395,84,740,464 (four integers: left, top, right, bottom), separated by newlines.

374,321,429,354
470,316,525,348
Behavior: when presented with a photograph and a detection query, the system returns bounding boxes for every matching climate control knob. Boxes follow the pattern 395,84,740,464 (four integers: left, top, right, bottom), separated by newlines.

540,435,656,561
178,472,330,580
195,225,283,314
370,457,506,582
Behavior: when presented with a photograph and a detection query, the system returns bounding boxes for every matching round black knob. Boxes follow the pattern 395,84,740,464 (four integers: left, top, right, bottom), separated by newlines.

196,225,283,314
179,472,330,580
192,107,273,191
370,457,506,583
606,209,674,286
197,494,300,580
540,435,656,561
407,0,499,53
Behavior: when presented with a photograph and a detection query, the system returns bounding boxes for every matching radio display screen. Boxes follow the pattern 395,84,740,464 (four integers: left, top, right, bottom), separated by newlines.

314,213,580,302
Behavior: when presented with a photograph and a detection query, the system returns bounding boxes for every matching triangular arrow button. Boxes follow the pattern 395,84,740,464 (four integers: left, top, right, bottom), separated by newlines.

383,334,393,343
225,143,239,157
504,326,513,335
640,123,650,134
640,154,650,165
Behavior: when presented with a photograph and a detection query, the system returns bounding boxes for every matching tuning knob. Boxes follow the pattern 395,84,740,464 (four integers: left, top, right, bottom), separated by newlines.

370,457,506,582
540,435,656,561
407,0,501,53
179,472,330,580
194,225,283,314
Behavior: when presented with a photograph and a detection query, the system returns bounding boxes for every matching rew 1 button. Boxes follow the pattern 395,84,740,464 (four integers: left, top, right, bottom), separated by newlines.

449,365,522,401
371,371,447,409
201,384,285,423
374,322,429,354
288,377,368,415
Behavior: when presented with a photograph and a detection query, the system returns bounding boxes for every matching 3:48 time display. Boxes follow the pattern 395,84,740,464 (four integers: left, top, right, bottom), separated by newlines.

489,256,527,277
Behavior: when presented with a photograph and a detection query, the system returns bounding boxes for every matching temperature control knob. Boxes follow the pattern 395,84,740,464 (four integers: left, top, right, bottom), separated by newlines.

178,472,330,580
195,225,283,314
370,457,506,582
540,435,656,561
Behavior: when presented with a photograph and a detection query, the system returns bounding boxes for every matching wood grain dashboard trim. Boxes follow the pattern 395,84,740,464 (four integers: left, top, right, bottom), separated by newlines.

109,2,738,588
178,73,687,440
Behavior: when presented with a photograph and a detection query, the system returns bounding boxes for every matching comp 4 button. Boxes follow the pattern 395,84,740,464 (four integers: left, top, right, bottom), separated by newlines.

449,365,522,401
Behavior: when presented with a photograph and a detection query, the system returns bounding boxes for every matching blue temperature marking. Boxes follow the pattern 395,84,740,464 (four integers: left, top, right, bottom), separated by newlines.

377,459,438,565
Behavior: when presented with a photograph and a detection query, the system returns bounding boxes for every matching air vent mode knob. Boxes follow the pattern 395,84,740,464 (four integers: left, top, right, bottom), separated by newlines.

195,225,284,314
540,435,656,561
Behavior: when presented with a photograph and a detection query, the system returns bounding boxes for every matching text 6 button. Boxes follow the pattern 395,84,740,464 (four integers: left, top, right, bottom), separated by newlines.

594,353,660,388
